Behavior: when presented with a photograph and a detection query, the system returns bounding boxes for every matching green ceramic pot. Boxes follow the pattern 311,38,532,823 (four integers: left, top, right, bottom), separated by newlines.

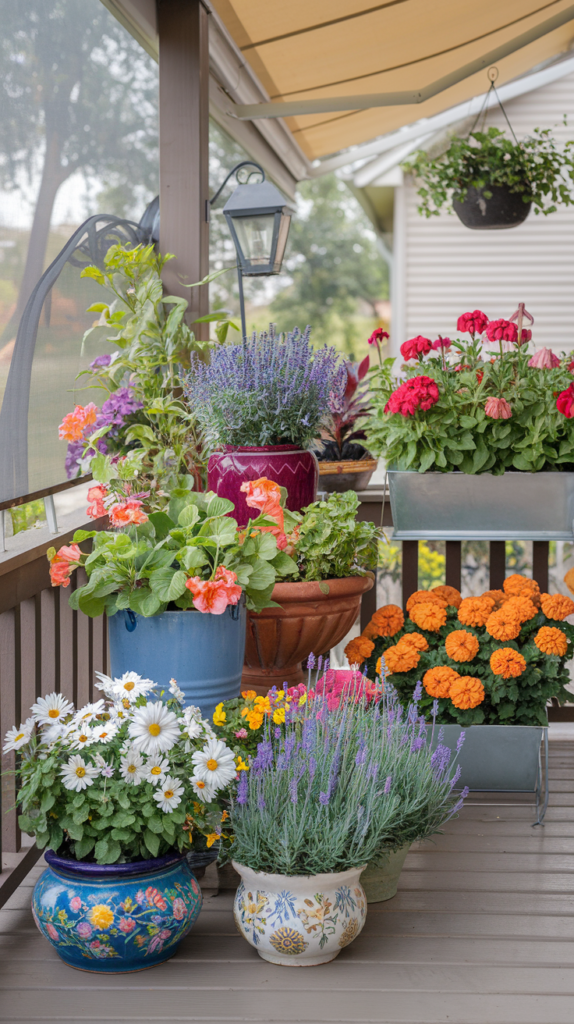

360,844,410,903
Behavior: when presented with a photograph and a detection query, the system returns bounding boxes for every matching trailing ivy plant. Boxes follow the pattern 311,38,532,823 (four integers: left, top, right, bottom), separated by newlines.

405,126,574,217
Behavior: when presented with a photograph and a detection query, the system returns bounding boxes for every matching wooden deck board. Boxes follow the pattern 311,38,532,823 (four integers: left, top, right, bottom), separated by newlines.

1,743,573,1023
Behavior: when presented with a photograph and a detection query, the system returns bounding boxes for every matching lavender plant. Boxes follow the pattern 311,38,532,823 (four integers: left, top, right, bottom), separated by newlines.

185,326,346,450
230,683,466,876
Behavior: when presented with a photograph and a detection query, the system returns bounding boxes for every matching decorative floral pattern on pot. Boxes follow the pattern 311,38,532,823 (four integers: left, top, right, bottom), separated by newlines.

32,854,202,973
232,864,367,966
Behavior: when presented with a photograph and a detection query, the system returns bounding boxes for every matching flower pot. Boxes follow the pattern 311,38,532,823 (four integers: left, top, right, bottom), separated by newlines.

318,458,378,494
453,184,531,230
242,575,374,692
360,844,411,903
32,850,202,973
387,469,574,540
232,862,367,965
207,444,319,526
108,605,246,719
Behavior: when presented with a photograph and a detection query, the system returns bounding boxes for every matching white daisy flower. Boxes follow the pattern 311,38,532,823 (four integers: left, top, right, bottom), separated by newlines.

71,726,95,750
119,748,145,785
94,672,116,696
61,755,99,792
168,678,185,703
186,719,203,740
109,701,131,723
39,722,72,746
31,693,74,727
183,705,202,725
74,700,106,725
3,719,34,754
92,722,118,744
98,671,155,702
190,775,217,803
128,701,180,756
153,775,184,813
144,756,170,785
191,738,236,790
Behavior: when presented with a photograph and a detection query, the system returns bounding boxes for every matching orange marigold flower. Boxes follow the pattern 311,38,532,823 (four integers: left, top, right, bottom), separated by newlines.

444,630,479,662
397,631,429,652
450,676,485,709
457,596,495,628
540,593,574,621
432,585,462,609
362,621,379,640
410,601,447,632
384,644,420,674
534,626,569,657
423,666,460,698
370,604,404,637
344,636,375,666
503,574,541,606
482,589,507,610
564,568,574,597
503,596,538,623
406,590,447,612
490,647,527,679
485,607,522,641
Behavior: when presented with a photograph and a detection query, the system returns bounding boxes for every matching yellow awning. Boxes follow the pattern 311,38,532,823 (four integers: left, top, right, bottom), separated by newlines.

211,0,574,160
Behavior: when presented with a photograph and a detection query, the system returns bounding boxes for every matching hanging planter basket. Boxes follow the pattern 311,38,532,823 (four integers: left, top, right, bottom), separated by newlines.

453,184,531,230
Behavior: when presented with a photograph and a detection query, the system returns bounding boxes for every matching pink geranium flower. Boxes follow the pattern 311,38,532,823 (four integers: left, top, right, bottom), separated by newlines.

432,337,451,351
485,319,518,344
185,566,242,614
385,375,440,416
58,403,98,442
108,499,148,527
484,397,512,420
528,348,560,369
400,336,432,360
457,310,489,336
86,485,108,519
368,327,389,346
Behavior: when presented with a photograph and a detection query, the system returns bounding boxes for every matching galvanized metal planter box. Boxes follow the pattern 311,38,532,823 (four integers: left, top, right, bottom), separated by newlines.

387,469,574,540
429,723,548,825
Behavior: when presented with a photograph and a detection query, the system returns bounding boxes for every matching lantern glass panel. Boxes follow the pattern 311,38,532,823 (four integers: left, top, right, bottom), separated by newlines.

233,213,276,268
274,212,291,271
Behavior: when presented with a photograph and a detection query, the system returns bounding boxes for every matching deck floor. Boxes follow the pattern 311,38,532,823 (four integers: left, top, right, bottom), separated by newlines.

1,741,573,1024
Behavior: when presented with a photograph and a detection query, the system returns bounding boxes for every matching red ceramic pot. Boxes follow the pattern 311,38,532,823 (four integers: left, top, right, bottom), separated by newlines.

207,444,319,527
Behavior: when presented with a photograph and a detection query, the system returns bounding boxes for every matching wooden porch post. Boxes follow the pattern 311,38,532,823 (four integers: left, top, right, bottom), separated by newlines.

157,0,210,336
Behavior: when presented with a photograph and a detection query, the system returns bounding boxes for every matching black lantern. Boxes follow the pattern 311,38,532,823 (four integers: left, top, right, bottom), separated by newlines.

210,162,293,336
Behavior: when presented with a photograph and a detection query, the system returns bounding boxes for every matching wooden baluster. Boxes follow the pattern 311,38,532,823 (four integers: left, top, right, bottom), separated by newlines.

532,541,549,592
402,541,419,610
445,541,462,591
489,542,506,590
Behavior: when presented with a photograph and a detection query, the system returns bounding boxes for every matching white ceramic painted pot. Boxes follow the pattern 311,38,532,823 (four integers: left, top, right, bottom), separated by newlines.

232,861,367,966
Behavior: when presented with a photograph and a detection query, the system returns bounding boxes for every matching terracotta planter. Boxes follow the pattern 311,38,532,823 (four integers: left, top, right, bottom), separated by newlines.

243,574,374,692
207,444,319,527
318,458,378,494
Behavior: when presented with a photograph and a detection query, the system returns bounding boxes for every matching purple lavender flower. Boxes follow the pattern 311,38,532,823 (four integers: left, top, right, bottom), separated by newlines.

384,775,392,794
410,737,425,753
413,681,423,703
308,756,317,780
236,771,248,805
90,354,112,370
431,699,439,719
367,760,378,781
449,764,462,789
457,730,466,753
307,653,316,670
319,791,329,805
274,727,281,739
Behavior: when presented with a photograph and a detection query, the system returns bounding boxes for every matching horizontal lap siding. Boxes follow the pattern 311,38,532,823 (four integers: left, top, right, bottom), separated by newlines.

403,72,574,350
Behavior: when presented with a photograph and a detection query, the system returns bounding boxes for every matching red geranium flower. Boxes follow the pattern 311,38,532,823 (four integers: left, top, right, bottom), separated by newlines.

432,336,451,350
385,375,439,416
485,319,518,344
557,382,574,418
400,336,432,360
457,311,489,336
368,328,389,346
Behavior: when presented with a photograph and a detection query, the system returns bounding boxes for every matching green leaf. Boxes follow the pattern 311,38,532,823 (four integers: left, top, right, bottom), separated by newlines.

251,533,278,560
72,529,97,543
246,557,276,591
270,551,298,575
149,568,188,602
178,504,200,529
77,592,107,618
74,837,95,860
94,838,109,862
128,588,162,617
177,546,209,572
418,449,436,473
143,829,160,857
206,495,235,518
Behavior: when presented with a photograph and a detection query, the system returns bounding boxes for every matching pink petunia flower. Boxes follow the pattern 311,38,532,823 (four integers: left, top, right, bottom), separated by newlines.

528,347,560,369
484,397,512,419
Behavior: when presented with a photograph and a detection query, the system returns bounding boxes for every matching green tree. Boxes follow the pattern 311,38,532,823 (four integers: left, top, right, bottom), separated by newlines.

271,175,388,355
0,0,158,324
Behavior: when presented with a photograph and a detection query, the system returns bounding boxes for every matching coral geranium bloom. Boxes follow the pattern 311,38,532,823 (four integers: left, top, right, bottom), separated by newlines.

185,567,242,615
450,676,485,709
86,485,108,519
384,644,420,674
534,626,569,657
49,544,82,587
423,666,460,699
444,630,479,662
410,601,447,631
58,403,98,442
432,585,462,609
490,648,527,678
344,635,375,666
397,631,429,652
108,500,148,527
240,477,287,547
485,608,522,641
370,604,404,636
457,596,495,628
540,593,574,621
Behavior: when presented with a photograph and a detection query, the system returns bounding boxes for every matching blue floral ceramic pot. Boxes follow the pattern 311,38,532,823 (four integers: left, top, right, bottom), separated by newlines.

32,850,202,972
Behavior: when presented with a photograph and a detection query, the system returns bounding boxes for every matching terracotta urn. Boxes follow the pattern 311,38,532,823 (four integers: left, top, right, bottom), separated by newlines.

242,574,374,692
207,444,319,527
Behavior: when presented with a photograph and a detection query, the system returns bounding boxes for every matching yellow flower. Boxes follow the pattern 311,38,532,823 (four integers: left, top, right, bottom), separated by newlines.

212,702,226,727
221,810,229,822
88,904,114,930
206,832,220,848
193,801,204,814
254,695,271,713
275,689,285,702
273,707,286,724
241,707,264,730
298,693,307,706
241,690,257,701
236,756,249,771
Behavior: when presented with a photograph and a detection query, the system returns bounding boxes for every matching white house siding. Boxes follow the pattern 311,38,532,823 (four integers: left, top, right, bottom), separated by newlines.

398,70,574,355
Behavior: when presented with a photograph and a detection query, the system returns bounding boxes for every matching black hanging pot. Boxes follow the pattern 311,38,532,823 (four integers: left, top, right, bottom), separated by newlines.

453,184,531,230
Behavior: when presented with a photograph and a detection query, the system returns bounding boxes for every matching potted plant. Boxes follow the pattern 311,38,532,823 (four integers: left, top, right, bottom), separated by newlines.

228,680,466,964
184,325,346,525
47,471,297,717
59,242,237,495
365,308,574,538
2,674,237,972
315,354,378,492
405,126,574,230
354,577,572,807
239,484,379,690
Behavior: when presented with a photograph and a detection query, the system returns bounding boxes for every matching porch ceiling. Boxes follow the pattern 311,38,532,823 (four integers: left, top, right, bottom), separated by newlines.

211,0,574,160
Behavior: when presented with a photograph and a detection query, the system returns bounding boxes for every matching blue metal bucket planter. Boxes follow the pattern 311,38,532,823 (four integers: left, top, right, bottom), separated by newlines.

32,850,202,973
108,604,246,719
